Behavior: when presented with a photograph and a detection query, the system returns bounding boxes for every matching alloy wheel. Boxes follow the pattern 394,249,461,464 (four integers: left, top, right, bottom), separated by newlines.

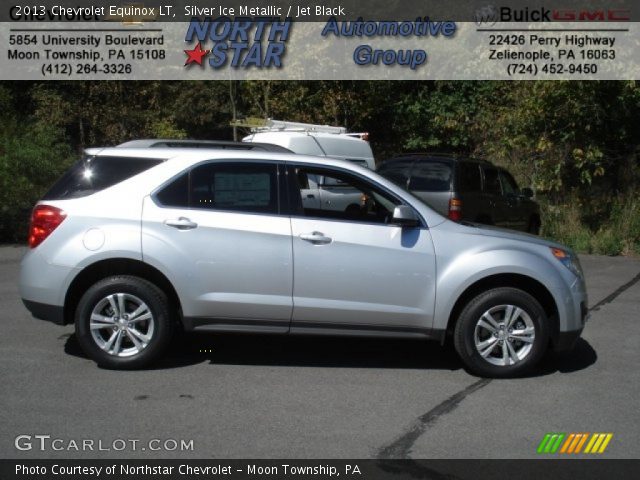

89,293,155,357
473,304,535,366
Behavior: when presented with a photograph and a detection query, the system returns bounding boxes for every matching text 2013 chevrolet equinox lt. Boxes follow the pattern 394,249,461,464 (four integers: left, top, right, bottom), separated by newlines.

19,148,588,377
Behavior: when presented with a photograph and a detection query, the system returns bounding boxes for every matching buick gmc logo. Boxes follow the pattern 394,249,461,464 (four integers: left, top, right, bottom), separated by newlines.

475,5,498,26
475,6,631,23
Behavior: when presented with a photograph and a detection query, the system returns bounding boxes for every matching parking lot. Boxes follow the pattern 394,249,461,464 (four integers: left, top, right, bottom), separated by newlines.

0,245,638,459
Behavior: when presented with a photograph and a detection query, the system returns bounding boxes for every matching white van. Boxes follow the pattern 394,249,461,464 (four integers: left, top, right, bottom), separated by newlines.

241,120,376,170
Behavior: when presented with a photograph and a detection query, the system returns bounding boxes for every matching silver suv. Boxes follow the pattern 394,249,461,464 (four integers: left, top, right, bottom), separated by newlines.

19,148,588,377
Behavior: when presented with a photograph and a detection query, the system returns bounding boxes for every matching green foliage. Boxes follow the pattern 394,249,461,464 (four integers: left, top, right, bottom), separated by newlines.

0,80,638,254
541,194,640,256
0,86,72,241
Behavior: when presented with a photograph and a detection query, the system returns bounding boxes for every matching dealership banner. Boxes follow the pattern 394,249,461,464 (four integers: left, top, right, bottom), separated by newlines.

2,459,640,480
1,0,639,79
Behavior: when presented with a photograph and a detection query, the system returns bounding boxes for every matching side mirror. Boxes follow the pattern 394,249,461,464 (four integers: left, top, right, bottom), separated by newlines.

392,205,419,227
521,187,534,198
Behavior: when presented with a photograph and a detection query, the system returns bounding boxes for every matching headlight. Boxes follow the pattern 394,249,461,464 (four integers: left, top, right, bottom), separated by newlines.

550,247,583,278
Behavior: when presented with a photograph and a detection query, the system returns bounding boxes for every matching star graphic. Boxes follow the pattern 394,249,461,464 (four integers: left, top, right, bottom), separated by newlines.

184,42,209,66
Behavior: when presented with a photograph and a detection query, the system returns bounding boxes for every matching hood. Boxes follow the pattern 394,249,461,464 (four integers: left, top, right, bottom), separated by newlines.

442,220,569,251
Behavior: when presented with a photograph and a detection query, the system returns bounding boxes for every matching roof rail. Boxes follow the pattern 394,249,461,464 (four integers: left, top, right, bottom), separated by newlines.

116,139,292,153
386,152,494,164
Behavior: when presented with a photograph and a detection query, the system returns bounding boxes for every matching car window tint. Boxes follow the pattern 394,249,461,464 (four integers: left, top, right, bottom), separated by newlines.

483,167,502,195
377,159,414,188
190,163,278,214
458,163,482,193
156,173,189,207
44,156,164,200
292,166,401,224
408,161,452,192
499,170,519,195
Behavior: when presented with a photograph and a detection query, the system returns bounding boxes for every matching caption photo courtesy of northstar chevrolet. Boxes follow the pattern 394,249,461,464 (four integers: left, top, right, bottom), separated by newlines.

0,1,639,479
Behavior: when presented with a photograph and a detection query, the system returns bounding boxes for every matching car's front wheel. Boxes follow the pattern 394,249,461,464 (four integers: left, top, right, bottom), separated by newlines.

75,275,174,369
453,287,549,377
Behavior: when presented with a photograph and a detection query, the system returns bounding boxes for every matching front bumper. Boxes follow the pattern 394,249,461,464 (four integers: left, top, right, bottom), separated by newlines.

552,293,588,352
553,327,584,352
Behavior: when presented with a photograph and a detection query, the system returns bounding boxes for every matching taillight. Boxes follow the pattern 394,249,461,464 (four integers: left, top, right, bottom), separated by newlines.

448,198,463,221
28,205,66,249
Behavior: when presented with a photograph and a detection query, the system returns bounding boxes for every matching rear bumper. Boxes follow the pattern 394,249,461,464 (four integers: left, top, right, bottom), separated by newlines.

22,299,65,325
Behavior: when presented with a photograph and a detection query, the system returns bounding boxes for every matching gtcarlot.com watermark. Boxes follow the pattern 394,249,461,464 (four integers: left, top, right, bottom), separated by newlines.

15,435,194,452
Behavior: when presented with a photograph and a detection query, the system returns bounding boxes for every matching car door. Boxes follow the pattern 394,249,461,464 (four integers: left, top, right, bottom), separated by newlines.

498,169,528,231
481,166,509,227
456,162,483,222
141,160,293,331
286,164,437,333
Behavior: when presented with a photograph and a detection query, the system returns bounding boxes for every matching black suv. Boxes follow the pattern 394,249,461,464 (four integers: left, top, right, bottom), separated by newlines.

377,154,541,234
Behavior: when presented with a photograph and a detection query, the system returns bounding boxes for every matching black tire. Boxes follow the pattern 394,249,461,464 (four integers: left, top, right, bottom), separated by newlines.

453,287,549,378
75,275,174,369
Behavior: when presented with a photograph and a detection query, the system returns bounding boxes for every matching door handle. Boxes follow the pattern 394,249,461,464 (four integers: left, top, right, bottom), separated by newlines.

164,217,198,230
299,232,332,245
306,194,316,199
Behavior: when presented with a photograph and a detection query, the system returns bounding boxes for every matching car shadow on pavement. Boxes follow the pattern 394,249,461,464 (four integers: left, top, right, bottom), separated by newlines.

64,332,464,371
63,333,597,375
529,338,598,376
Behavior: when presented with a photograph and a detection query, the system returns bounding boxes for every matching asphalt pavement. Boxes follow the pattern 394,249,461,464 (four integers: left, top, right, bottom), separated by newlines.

0,245,638,459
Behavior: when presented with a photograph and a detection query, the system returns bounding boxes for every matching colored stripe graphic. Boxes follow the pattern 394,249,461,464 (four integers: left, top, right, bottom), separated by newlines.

585,433,613,454
574,433,589,453
539,433,613,454
537,434,552,453
560,433,575,453
537,433,565,454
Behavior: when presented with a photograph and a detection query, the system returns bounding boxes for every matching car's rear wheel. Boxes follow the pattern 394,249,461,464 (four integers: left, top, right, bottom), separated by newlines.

75,275,173,369
453,287,549,377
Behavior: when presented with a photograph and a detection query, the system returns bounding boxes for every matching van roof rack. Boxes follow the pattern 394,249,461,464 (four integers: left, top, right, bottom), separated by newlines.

231,118,347,135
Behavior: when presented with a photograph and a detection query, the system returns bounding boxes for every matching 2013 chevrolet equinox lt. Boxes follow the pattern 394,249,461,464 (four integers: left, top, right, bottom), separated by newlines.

19,148,588,377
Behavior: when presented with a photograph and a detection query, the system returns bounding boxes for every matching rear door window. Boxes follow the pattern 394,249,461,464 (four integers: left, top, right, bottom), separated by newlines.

44,156,164,200
408,161,452,192
482,167,502,195
156,162,280,215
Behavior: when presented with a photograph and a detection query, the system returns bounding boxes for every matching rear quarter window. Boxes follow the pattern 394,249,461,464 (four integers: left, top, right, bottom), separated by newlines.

44,156,164,200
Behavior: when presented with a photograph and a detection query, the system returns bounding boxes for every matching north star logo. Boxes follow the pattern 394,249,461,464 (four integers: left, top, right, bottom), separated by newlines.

184,42,209,66
182,17,292,69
